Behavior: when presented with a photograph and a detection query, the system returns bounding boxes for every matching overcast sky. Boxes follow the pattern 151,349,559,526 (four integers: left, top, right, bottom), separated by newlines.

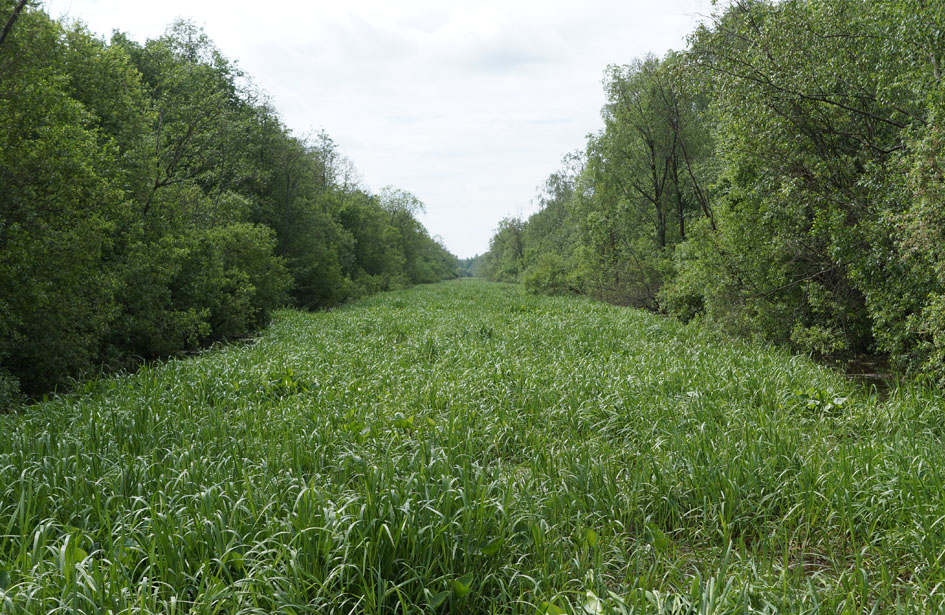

46,0,713,258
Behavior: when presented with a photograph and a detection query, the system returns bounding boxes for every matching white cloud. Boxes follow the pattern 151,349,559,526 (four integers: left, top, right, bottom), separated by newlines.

45,0,713,257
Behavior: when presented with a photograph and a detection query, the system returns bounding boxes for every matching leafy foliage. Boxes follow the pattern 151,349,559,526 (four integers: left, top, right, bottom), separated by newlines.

0,4,456,398
481,0,945,383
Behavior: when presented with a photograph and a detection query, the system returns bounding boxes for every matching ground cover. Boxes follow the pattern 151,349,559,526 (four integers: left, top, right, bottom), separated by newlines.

1,279,944,613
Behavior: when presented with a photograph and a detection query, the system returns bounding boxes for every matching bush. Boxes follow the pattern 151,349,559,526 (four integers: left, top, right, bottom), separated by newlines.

0,369,20,411
207,223,292,338
522,253,580,296
107,223,290,360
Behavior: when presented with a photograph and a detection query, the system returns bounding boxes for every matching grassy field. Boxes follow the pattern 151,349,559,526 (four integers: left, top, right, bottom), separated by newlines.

1,280,944,614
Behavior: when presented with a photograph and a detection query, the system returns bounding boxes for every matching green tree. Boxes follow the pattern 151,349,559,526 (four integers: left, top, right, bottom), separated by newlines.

0,5,137,392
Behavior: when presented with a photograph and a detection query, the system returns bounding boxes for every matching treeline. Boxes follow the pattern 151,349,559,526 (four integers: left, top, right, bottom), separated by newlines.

0,3,456,401
480,0,945,383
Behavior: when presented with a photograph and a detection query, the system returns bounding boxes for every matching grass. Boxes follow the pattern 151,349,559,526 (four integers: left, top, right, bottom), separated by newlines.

1,279,945,613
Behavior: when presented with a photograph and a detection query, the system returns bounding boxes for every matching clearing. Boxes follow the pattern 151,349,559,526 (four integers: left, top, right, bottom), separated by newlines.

2,280,943,613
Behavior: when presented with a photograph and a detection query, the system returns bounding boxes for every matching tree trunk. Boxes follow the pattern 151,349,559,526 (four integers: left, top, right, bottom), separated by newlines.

0,0,28,49
673,155,685,240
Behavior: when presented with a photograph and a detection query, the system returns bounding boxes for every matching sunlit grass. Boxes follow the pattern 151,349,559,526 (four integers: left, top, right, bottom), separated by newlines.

2,279,944,613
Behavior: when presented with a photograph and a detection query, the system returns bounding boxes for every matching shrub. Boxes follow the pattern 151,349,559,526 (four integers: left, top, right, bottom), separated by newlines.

522,253,580,296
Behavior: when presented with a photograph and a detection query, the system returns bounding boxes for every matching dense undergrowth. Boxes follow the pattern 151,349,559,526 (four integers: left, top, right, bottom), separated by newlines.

1,280,944,613
477,0,945,385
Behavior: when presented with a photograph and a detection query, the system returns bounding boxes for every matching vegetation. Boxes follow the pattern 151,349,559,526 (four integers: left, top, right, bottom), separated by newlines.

5,0,945,610
480,0,945,385
0,2,456,403
1,280,943,613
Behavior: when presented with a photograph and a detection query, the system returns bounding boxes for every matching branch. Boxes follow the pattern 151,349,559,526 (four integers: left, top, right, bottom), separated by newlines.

0,0,28,48
751,261,851,300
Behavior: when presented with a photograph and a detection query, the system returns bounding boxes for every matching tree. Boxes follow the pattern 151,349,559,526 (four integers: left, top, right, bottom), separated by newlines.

0,6,136,392
0,7,458,398
0,0,28,48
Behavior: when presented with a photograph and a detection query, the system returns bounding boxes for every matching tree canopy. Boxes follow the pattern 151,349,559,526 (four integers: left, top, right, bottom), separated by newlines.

481,0,945,384
0,2,457,401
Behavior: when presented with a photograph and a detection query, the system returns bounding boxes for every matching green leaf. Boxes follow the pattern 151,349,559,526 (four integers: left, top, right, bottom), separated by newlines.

647,523,671,552
224,551,245,570
583,528,598,548
451,572,474,597
583,590,603,615
425,588,449,609
393,412,415,430
0,569,9,591
480,537,504,556
537,600,566,615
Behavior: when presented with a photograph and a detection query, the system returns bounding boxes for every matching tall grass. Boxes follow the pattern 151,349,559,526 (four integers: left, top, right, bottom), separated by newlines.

1,280,944,613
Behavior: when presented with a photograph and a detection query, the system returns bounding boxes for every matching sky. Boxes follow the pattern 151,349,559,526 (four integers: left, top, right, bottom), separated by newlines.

45,0,714,258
